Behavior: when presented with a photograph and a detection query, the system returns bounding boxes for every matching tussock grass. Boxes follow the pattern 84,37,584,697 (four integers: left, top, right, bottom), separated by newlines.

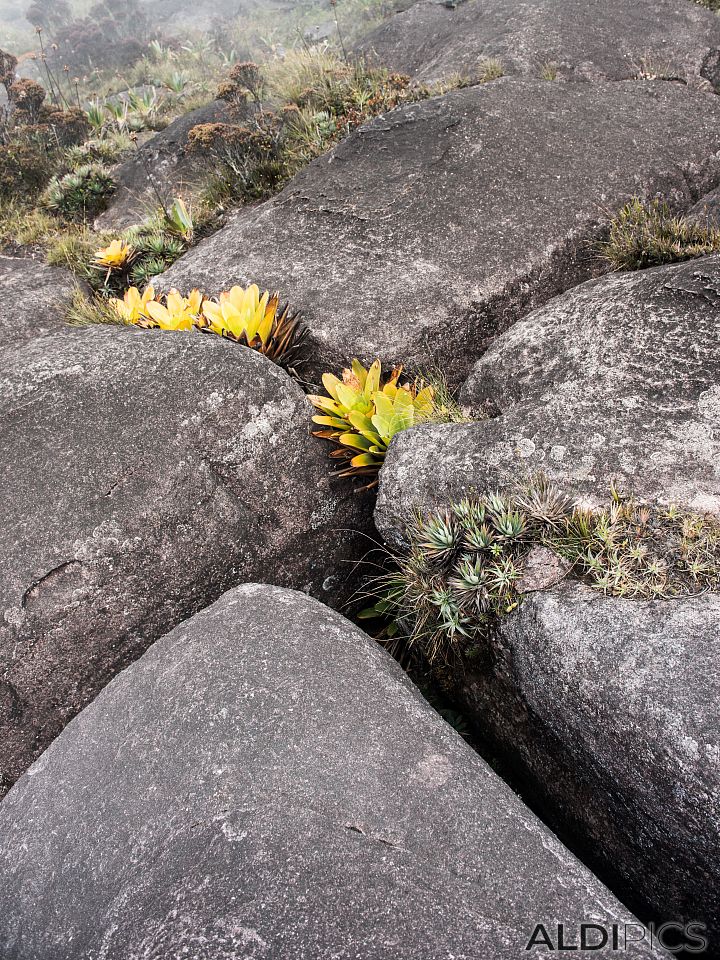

600,198,720,271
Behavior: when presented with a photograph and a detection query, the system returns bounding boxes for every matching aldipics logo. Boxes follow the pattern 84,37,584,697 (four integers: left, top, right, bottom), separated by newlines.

524,922,708,953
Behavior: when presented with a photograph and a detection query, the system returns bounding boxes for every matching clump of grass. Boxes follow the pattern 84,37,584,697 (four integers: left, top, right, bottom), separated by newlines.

65,288,129,327
600,197,720,271
364,477,720,664
477,57,504,82
540,61,558,80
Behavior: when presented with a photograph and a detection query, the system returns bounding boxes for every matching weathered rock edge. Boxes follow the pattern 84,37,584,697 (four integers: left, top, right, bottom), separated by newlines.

0,255,79,353
447,583,720,946
159,78,720,383
375,255,720,543
0,326,370,795
357,0,720,87
0,584,663,960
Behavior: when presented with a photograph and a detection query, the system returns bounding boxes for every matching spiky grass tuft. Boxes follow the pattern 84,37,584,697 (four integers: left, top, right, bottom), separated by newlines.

364,477,720,664
600,197,720,271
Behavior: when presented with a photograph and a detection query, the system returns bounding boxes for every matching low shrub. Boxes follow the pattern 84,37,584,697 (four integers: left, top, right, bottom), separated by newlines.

42,163,116,221
601,197,720,270
0,136,56,199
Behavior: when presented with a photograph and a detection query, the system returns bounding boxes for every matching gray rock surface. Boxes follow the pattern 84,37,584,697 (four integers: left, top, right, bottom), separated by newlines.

688,183,720,230
0,327,370,795
0,584,662,960
159,78,720,382
358,0,720,86
447,582,720,944
376,256,720,542
95,99,240,231
0,255,78,353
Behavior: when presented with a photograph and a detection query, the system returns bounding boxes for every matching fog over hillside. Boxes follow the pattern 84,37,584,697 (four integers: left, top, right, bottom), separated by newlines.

0,0,402,57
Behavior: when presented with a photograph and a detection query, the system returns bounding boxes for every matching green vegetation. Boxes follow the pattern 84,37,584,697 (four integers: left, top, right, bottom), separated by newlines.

42,163,115,220
601,198,720,270
539,61,558,80
309,360,471,490
363,477,720,663
69,282,308,372
191,49,469,210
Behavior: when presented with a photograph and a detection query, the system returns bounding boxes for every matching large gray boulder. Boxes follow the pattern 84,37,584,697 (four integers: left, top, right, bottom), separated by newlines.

376,255,720,541
0,255,78,353
159,78,720,382
0,327,369,795
447,582,720,945
358,0,720,86
0,585,663,960
95,99,240,231
374,255,720,940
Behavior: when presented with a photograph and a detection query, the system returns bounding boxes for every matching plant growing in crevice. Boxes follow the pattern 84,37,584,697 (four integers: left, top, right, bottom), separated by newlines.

363,477,720,663
600,197,720,270
309,360,471,490
70,282,307,372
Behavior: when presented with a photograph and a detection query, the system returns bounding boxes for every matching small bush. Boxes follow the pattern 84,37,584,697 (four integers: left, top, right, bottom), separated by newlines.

366,478,720,663
38,107,90,147
8,79,47,122
601,198,720,270
42,163,116,221
0,136,55,199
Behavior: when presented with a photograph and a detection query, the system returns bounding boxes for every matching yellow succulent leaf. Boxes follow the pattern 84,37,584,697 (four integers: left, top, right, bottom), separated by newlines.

308,395,344,416
338,433,373,451
321,373,343,401
350,452,378,468
187,289,203,316
364,359,381,396
312,415,350,429
347,411,375,434
351,358,369,386
256,293,277,345
372,393,395,419
335,382,362,411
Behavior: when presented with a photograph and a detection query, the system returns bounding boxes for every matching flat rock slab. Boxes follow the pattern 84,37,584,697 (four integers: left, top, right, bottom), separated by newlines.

358,0,720,86
0,327,369,795
450,583,720,944
0,585,662,960
95,99,238,231
159,79,720,382
376,255,720,542
0,255,77,352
